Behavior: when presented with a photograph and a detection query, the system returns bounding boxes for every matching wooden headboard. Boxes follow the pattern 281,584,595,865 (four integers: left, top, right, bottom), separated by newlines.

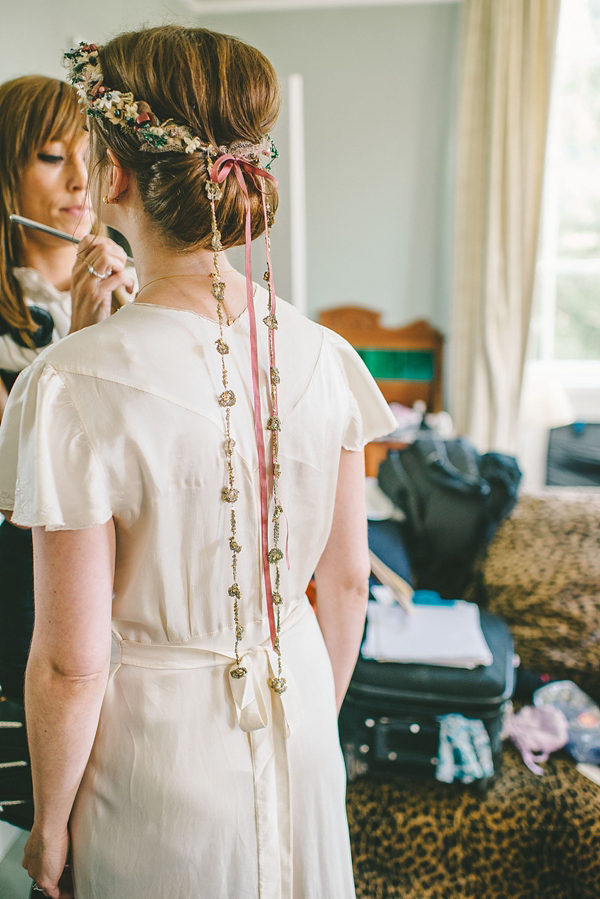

318,306,444,412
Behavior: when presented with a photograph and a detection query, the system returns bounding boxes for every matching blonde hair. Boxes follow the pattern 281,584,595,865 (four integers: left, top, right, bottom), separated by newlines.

89,26,280,251
0,76,84,345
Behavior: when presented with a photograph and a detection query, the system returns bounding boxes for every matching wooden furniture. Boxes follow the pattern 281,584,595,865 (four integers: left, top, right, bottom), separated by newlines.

318,307,444,476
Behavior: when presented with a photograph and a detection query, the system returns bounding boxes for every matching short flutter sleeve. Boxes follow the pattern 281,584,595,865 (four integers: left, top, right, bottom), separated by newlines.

0,360,112,530
326,330,398,452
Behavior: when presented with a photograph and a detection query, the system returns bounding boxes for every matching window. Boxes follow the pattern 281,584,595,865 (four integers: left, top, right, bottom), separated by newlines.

532,0,600,376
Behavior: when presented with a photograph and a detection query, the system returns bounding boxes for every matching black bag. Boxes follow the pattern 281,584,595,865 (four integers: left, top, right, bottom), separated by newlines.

378,434,521,598
0,691,34,829
339,611,515,788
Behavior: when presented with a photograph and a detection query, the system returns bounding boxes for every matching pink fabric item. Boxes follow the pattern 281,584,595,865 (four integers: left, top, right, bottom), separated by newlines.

504,705,569,775
210,154,280,649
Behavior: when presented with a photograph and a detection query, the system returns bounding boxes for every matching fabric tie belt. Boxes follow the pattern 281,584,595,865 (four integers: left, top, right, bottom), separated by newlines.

112,599,309,899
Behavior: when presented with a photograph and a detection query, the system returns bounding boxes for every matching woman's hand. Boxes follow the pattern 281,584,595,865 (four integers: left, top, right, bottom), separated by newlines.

70,234,134,332
23,825,73,899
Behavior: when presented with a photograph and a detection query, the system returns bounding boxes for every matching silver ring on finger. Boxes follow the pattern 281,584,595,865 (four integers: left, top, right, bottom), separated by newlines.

31,883,46,893
87,263,113,280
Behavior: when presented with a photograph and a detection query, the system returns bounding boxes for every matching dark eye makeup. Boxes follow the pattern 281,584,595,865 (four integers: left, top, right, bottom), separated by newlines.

37,153,64,164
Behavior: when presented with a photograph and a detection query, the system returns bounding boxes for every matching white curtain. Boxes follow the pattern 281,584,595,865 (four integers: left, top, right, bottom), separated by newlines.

450,0,561,453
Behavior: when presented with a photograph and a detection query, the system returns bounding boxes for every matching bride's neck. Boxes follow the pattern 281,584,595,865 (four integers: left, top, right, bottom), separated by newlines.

106,200,247,317
130,233,224,287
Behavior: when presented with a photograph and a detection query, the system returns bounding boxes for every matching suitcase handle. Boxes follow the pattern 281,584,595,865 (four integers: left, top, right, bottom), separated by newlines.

372,716,440,766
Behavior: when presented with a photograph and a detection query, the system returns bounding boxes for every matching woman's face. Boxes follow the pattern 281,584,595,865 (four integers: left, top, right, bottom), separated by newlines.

18,134,93,242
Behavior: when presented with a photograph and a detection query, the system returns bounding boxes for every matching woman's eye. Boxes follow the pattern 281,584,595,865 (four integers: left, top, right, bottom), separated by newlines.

37,153,63,164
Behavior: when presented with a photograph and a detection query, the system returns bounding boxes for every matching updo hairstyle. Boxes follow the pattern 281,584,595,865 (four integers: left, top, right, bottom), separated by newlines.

90,26,281,251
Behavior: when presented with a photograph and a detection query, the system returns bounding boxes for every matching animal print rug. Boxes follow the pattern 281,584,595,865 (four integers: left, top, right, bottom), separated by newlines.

347,746,600,898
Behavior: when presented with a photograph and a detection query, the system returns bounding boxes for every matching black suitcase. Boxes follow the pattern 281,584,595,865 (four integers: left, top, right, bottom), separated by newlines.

339,610,515,787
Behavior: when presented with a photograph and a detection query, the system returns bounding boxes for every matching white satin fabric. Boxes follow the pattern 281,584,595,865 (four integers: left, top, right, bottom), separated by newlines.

0,289,396,899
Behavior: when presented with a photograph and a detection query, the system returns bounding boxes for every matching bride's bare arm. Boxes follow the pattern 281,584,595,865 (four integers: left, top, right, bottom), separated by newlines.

313,448,370,712
22,520,115,899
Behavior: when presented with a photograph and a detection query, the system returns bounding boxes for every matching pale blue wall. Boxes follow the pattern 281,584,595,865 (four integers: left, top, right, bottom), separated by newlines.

0,1,461,329
202,4,461,331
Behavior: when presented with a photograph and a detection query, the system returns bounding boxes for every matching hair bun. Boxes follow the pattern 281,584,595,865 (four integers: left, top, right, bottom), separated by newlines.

86,26,280,250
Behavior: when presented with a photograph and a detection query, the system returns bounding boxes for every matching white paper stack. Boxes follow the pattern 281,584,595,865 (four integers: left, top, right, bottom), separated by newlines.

362,599,493,669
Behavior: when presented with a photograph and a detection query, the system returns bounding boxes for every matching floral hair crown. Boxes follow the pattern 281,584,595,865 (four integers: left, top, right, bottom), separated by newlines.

64,42,278,166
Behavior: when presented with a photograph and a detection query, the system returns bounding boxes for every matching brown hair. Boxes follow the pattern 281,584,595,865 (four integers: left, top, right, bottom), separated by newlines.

89,26,280,251
0,76,84,345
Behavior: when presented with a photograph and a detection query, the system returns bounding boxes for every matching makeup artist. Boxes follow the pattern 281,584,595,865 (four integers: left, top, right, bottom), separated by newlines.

0,75,134,707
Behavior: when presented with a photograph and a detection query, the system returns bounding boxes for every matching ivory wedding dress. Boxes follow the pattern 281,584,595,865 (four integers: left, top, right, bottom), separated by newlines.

0,288,395,899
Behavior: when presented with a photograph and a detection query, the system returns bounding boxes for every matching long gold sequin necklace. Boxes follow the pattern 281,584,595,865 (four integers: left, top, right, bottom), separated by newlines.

206,150,287,694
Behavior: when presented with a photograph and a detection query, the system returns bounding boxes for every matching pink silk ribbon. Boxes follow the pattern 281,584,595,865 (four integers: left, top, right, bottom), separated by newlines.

210,154,279,649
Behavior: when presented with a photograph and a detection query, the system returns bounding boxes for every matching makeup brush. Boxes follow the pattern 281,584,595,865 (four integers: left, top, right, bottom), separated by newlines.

10,214,134,264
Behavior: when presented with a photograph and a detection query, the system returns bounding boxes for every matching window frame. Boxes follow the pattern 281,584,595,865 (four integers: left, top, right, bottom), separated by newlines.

532,0,600,386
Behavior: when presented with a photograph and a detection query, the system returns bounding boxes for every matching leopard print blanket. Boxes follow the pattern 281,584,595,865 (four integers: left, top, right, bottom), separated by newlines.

348,747,600,898
478,491,600,704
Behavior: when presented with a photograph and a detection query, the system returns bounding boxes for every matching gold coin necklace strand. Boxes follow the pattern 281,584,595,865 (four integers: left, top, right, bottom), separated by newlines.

206,165,287,695
262,199,286,694
136,271,236,325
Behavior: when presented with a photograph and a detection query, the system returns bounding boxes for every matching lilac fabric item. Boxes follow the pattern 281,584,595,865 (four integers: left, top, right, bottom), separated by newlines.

504,705,569,775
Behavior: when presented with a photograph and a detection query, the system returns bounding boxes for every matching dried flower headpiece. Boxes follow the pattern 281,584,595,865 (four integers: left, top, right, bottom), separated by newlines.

64,41,288,701
64,42,279,166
